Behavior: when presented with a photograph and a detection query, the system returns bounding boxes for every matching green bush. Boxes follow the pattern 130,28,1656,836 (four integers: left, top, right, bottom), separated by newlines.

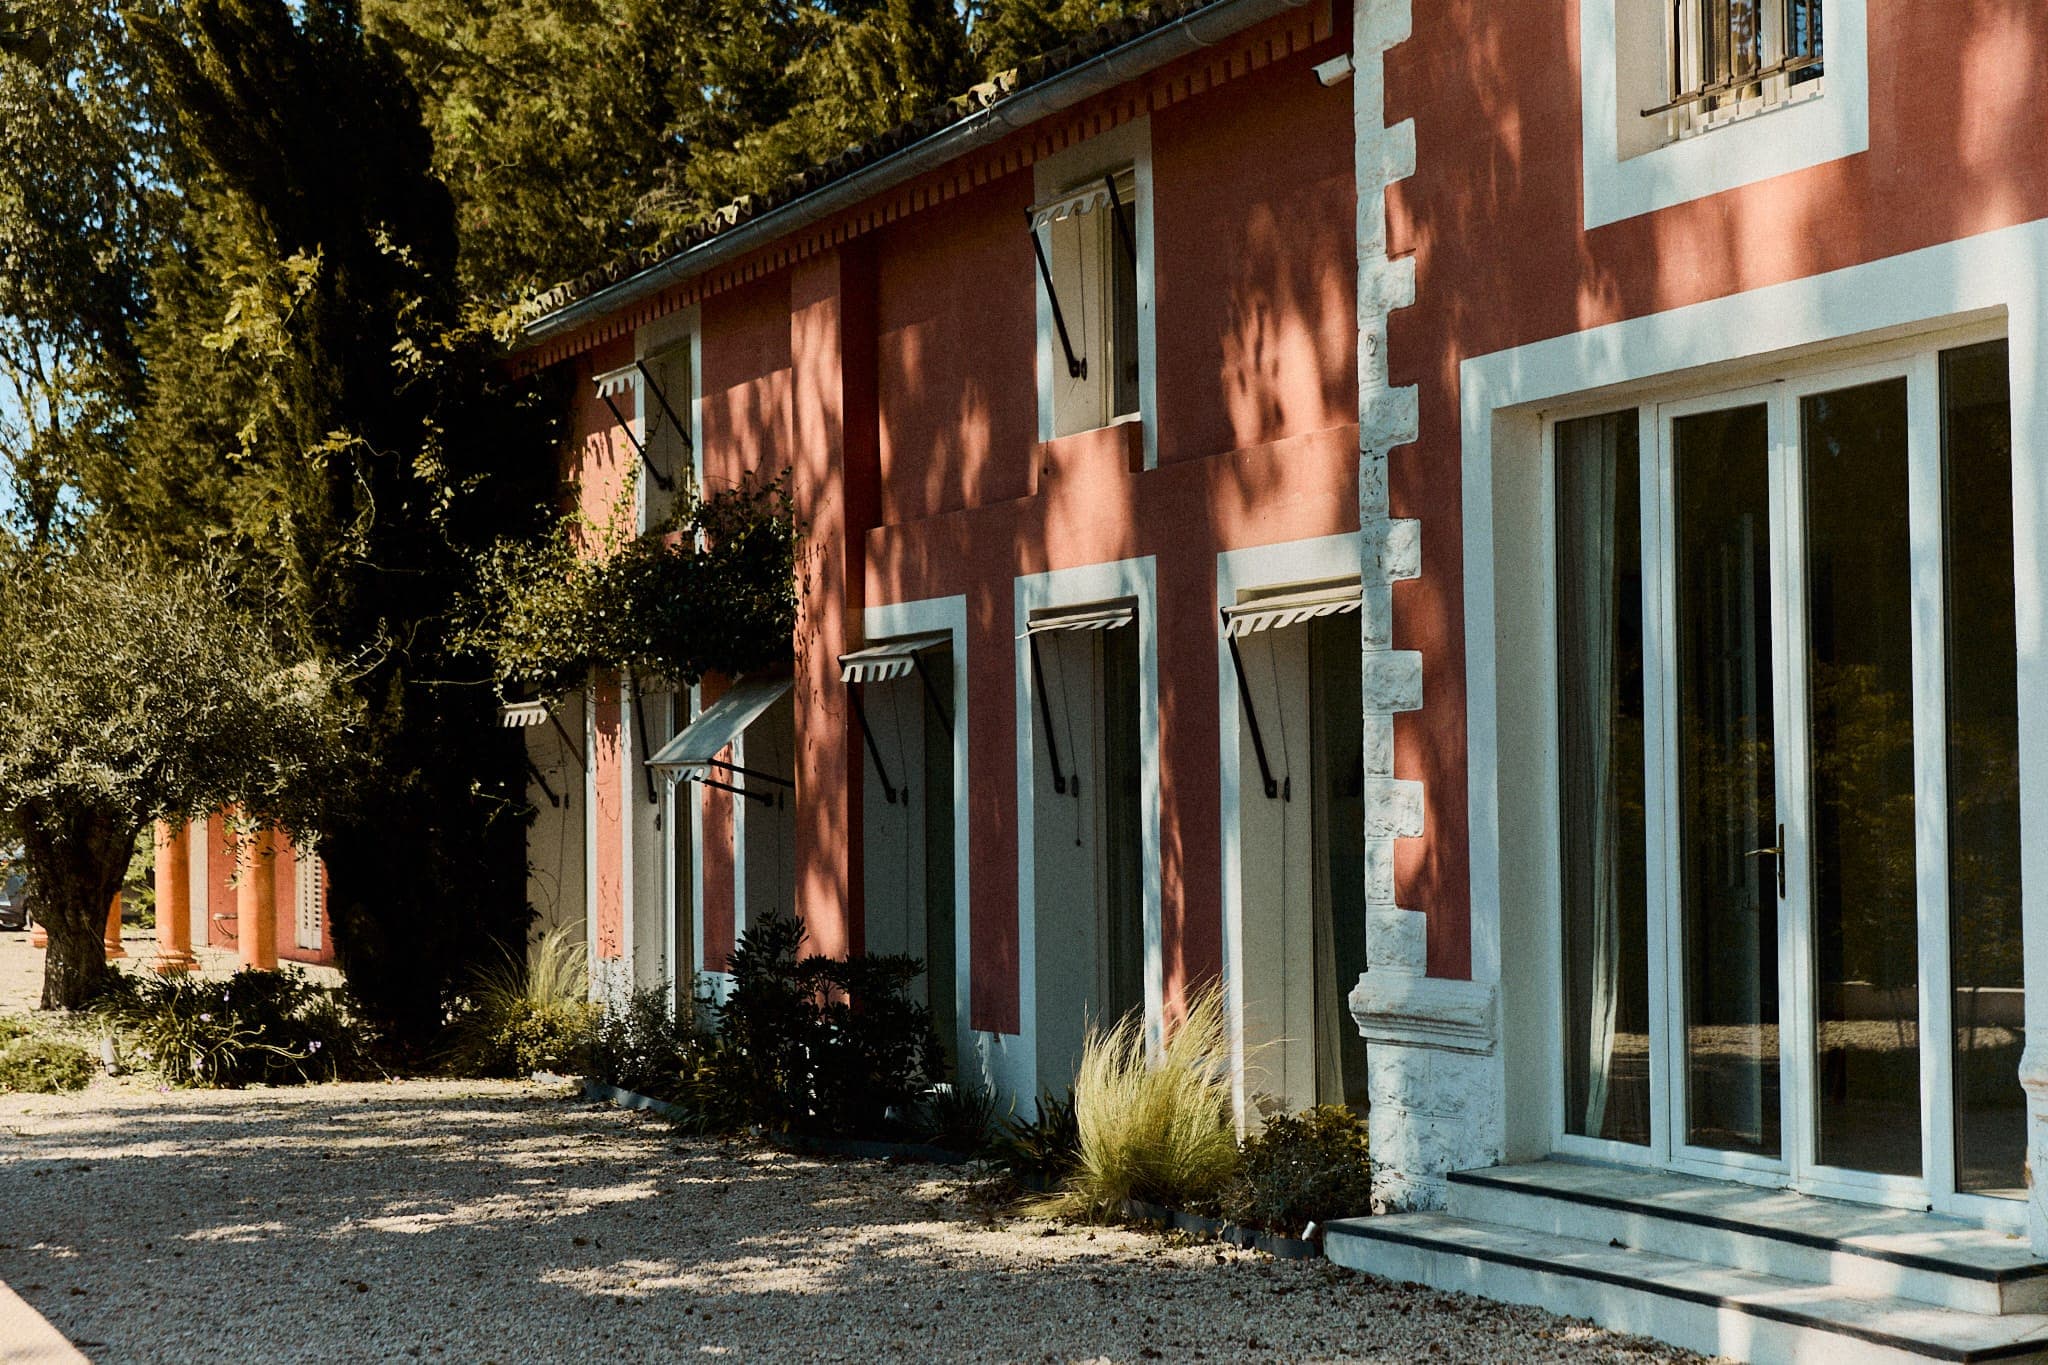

1220,1104,1373,1236
989,1089,1080,1184
0,1015,31,1046
442,923,599,1078
587,986,708,1098
705,913,943,1136
917,1080,999,1155
102,967,376,1087
1038,986,1240,1221
0,1035,97,1093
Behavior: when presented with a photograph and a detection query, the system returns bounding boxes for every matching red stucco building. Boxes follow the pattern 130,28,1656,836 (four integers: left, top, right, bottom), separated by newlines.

517,0,2048,1354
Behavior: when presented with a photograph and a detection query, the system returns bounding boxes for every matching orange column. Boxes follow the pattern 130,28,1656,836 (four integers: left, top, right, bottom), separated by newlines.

103,891,126,960
236,825,279,970
153,821,195,973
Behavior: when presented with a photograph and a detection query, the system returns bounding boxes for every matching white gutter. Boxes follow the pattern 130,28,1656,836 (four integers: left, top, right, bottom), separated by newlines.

522,0,1315,347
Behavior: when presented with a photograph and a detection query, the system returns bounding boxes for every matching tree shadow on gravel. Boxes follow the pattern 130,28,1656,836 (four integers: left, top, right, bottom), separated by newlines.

0,1084,1696,1364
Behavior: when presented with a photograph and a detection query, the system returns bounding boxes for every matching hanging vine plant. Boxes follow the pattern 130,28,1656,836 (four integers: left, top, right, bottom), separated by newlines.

465,472,801,700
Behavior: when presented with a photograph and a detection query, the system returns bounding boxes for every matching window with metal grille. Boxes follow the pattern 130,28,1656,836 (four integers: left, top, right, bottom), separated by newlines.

1646,0,1822,124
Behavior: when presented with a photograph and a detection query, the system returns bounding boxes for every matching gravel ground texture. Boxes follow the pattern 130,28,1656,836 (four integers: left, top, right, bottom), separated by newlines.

0,1078,1707,1364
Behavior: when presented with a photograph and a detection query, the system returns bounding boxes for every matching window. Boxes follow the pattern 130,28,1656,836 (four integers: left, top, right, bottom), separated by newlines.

637,342,692,531
1647,0,1822,133
1032,167,1142,438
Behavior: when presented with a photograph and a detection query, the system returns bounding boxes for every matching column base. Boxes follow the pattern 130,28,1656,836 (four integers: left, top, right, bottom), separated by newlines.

152,950,198,975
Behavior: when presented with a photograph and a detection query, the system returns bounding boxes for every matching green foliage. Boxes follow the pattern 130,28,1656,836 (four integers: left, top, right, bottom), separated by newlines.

705,912,944,1136
465,472,800,699
587,985,710,1098
990,1089,1081,1185
0,1034,97,1093
0,538,352,1008
1038,987,1240,1220
1219,1105,1373,1236
916,1080,1000,1155
101,967,376,1087
118,0,567,1041
0,1015,30,1045
442,922,600,1078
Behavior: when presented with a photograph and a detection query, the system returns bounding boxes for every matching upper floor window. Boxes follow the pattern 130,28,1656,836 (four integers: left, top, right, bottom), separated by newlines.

637,341,692,531
1585,0,1862,227
1032,167,1141,438
1646,0,1822,135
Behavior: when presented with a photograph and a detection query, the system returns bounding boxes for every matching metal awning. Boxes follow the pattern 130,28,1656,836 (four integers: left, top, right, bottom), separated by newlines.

837,631,952,684
593,365,639,398
1222,583,1361,638
499,701,550,728
1021,602,1136,637
1028,182,1115,231
648,677,791,773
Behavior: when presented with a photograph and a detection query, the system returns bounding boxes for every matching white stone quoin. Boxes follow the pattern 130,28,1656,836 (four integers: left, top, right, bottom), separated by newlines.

1347,0,1503,1213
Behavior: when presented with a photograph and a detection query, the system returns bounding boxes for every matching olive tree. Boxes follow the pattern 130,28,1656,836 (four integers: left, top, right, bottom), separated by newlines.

0,536,350,1009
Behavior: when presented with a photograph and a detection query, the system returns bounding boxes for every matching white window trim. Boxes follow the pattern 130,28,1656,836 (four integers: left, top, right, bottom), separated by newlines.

1215,532,1364,1124
1013,556,1162,1111
584,675,601,1003
1033,117,1159,469
1460,219,2048,1223
1579,0,1867,228
864,594,977,1089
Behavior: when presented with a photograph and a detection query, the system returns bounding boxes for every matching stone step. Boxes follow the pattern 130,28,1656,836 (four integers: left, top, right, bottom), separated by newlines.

1325,1212,2048,1364
1445,1162,2048,1317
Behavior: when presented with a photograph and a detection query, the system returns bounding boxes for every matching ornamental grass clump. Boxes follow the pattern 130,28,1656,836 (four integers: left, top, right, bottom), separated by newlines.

443,922,600,1078
1040,985,1239,1221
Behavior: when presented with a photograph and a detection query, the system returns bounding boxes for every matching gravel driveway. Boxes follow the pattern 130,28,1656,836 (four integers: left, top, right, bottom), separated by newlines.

0,1078,1697,1363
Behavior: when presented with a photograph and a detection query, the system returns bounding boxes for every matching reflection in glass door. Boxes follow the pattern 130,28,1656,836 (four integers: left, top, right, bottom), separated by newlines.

1798,378,1922,1178
1672,403,1781,1159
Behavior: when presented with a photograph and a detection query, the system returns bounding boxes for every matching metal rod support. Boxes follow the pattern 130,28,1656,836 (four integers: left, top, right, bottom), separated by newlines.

688,773,774,807
849,686,900,804
1029,215,1087,380
1225,624,1285,801
912,653,954,736
633,360,688,489
1028,634,1069,795
703,756,795,789
1104,172,1137,267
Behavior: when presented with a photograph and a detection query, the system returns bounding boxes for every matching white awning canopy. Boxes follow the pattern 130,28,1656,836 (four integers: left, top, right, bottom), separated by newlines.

1028,183,1114,231
498,701,550,729
838,631,952,685
593,364,640,399
1021,601,1137,638
1222,583,1362,638
647,677,791,772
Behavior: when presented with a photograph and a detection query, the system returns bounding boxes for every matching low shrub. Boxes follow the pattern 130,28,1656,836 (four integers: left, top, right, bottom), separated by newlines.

1039,986,1240,1220
0,1035,97,1093
917,1080,999,1155
441,923,599,1079
103,968,376,1087
0,1015,31,1045
989,1089,1080,1186
587,986,708,1098
1220,1104,1373,1236
704,913,943,1136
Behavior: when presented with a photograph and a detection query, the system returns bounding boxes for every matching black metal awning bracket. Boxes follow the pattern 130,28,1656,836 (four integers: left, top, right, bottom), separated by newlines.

1027,634,1068,795
632,359,686,491
1225,618,1284,801
686,772,774,807
703,756,794,789
911,652,954,736
546,711,586,771
630,680,659,807
849,685,900,804
1103,172,1137,267
1028,212,1087,380
600,390,645,457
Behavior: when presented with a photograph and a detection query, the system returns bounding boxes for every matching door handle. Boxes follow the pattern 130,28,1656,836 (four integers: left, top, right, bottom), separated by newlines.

1744,823,1786,899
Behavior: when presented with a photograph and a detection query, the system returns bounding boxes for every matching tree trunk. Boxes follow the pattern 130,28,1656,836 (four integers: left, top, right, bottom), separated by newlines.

21,803,137,1011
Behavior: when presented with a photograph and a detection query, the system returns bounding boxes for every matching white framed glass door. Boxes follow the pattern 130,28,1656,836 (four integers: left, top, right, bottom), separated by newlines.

1552,326,2026,1222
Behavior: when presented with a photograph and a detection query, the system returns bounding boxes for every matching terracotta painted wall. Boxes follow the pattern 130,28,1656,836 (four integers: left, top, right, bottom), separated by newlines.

1370,0,2048,978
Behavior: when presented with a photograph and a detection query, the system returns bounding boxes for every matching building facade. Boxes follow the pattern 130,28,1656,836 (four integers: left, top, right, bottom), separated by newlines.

520,0,2048,1352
